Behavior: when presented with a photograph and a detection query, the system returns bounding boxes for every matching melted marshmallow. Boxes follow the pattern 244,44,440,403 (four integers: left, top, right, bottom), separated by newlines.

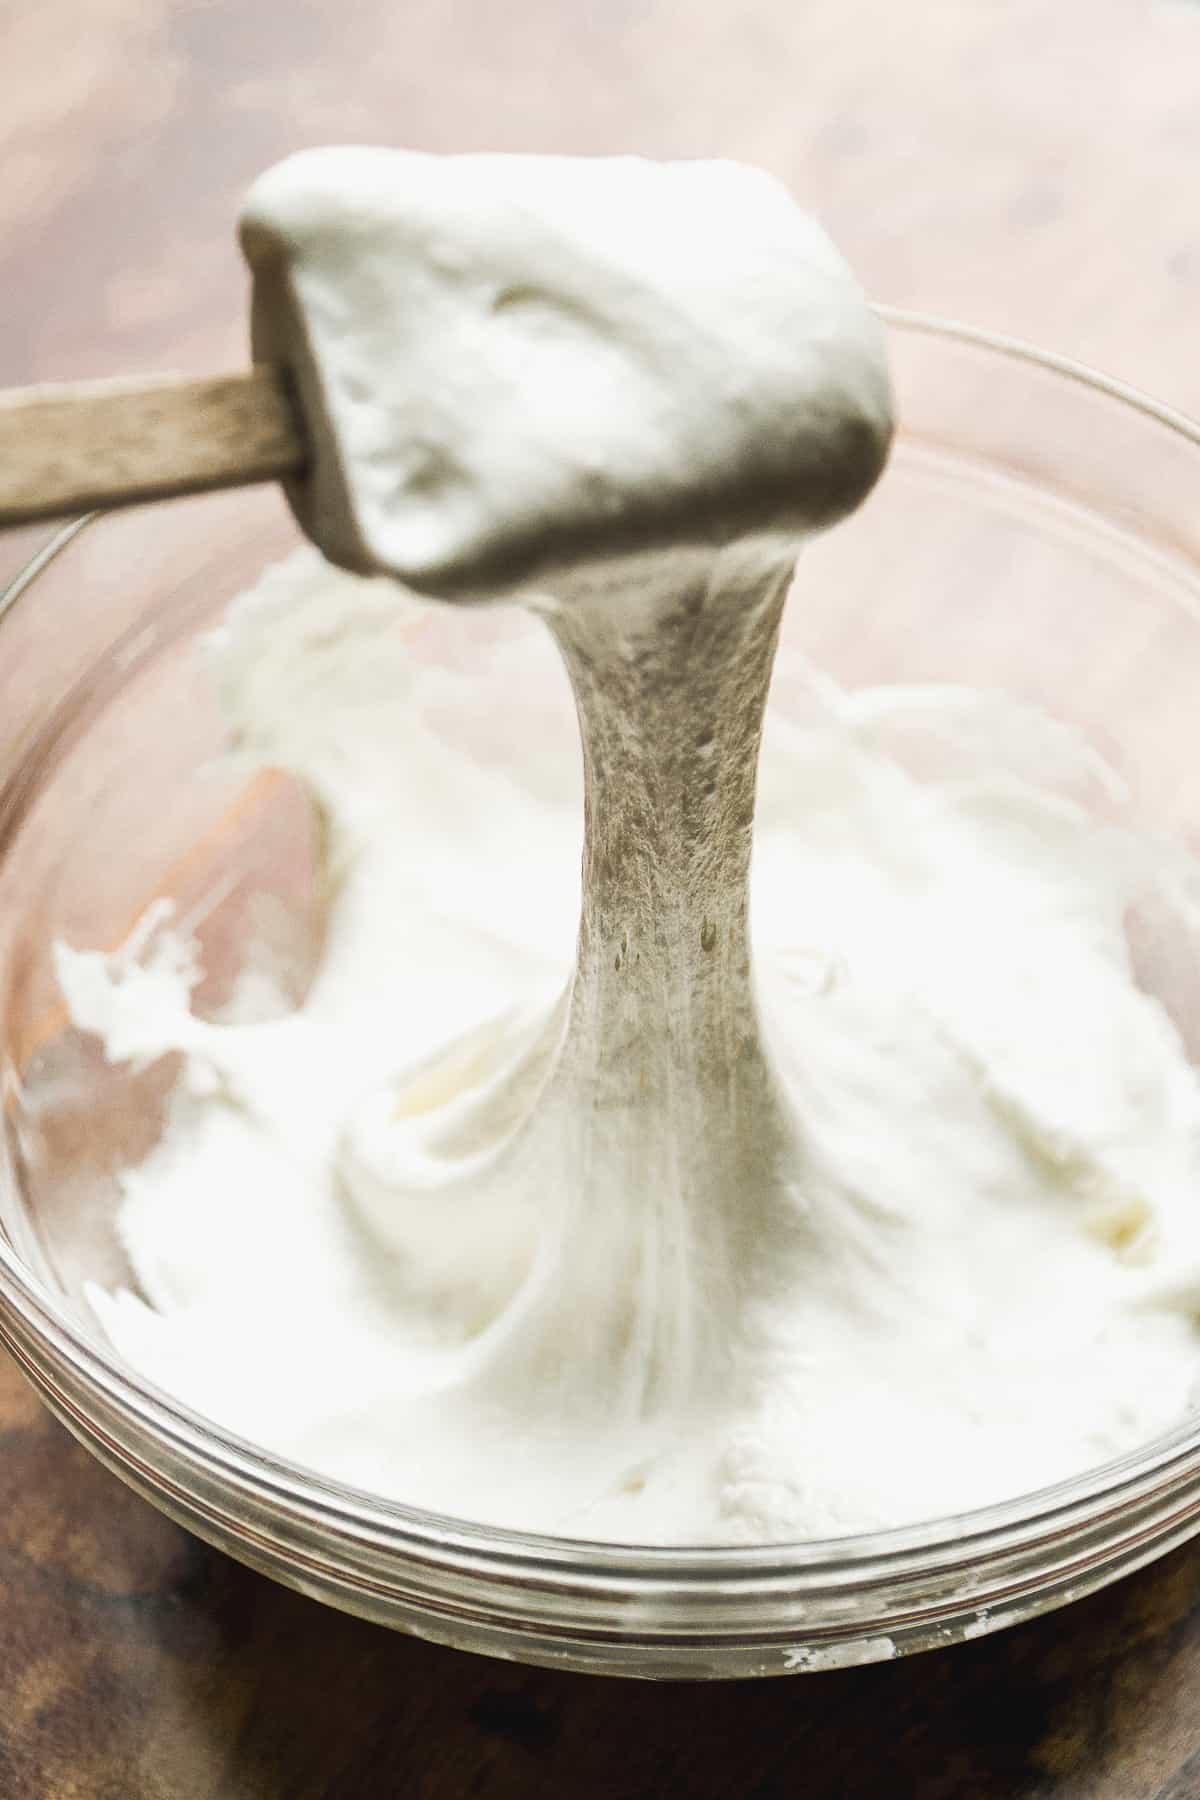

58,550,1200,1542
239,147,891,590
51,151,1200,1542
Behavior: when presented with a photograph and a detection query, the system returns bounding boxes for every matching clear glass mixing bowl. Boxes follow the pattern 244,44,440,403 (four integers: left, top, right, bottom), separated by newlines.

4,314,1200,1680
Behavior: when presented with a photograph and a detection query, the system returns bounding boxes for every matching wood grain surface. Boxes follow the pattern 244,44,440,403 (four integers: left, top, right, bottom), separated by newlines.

5,1,1200,1794
0,367,303,526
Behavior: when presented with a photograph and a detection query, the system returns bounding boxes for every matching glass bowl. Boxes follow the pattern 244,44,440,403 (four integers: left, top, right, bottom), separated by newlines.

4,313,1200,1681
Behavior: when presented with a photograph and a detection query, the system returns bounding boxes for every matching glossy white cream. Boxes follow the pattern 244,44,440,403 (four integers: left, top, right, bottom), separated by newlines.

58,551,1200,1541
54,152,1200,1542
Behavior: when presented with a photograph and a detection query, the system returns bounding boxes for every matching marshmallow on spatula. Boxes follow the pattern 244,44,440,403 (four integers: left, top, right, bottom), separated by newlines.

239,148,893,597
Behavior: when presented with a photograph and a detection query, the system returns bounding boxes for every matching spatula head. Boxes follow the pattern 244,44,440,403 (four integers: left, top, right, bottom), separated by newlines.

240,147,893,599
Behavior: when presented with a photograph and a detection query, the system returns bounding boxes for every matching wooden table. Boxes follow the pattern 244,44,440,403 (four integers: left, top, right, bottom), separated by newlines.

4,1,1200,1793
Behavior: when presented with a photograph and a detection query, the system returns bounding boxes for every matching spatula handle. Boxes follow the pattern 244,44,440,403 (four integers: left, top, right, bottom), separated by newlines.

0,366,306,528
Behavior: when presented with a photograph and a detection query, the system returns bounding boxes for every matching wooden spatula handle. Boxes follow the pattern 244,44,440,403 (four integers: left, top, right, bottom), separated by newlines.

0,366,306,528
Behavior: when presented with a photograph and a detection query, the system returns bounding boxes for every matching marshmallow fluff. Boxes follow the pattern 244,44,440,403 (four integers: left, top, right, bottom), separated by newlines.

55,150,1200,1543
238,148,891,589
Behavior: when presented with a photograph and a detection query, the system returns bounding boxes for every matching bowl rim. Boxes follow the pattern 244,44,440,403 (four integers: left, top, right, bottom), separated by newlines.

4,307,1200,1592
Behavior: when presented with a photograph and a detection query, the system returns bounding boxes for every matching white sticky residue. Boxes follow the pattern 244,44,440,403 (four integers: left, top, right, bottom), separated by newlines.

782,1639,896,1671
239,147,891,590
56,548,1200,1544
